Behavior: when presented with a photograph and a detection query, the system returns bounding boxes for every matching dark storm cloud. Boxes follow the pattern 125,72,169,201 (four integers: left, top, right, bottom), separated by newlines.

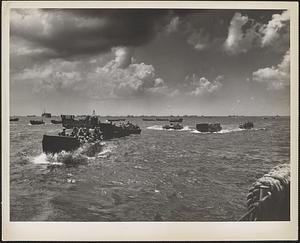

11,9,285,59
10,9,175,58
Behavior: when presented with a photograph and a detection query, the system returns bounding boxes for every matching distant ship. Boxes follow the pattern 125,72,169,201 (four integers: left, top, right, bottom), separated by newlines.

156,118,169,121
169,118,183,123
107,118,126,122
42,112,51,118
10,117,19,121
30,119,45,125
143,118,156,121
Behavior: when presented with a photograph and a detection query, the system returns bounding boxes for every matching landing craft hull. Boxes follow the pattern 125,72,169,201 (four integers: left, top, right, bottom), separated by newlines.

42,113,51,118
163,125,183,130
99,123,129,139
196,123,222,133
30,120,45,125
129,129,142,134
107,119,126,122
239,122,254,129
51,120,62,124
42,135,80,154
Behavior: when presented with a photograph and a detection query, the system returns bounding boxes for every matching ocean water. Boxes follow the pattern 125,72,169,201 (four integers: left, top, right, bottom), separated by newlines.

9,116,290,221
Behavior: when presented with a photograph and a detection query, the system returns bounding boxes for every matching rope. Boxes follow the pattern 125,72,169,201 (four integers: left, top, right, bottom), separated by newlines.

240,163,290,221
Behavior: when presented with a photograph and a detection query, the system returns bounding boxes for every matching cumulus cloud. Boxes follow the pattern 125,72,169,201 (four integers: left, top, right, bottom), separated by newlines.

260,10,290,47
252,50,290,90
187,74,223,96
103,47,134,70
12,46,178,99
224,11,289,55
224,12,260,55
101,47,178,98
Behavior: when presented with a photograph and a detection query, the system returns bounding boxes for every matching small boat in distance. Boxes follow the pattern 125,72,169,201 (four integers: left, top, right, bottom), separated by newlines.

30,120,45,125
51,120,62,124
42,112,51,118
169,118,183,123
10,118,19,121
107,118,126,122
143,118,156,121
27,115,36,117
239,122,254,129
196,123,222,133
156,118,169,121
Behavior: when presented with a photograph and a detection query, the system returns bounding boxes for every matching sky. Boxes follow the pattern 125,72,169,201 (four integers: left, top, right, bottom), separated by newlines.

9,9,290,116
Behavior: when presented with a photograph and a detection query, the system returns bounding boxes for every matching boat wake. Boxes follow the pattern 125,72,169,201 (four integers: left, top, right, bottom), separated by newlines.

146,125,192,131
190,127,265,134
31,142,106,166
92,141,117,158
146,125,164,130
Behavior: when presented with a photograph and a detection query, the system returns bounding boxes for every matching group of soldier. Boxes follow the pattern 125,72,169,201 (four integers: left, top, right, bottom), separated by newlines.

58,121,140,143
58,126,103,144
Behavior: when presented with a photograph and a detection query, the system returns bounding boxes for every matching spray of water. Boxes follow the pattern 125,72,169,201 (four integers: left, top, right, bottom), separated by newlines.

146,125,192,131
31,141,106,166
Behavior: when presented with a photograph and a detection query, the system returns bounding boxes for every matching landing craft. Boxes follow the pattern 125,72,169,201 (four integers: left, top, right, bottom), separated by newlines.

107,118,126,122
169,118,183,123
42,134,81,154
239,122,254,129
162,123,183,130
51,119,62,124
43,112,141,154
156,118,169,121
30,119,45,125
42,110,51,118
196,123,222,133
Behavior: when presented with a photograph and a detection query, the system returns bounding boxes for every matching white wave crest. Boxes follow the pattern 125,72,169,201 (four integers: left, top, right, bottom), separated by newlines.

97,144,115,158
146,125,164,130
190,127,265,134
32,153,63,165
218,128,245,133
146,125,191,131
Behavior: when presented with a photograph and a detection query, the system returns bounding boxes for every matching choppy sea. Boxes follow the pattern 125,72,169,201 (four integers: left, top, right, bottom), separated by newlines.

9,116,290,221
